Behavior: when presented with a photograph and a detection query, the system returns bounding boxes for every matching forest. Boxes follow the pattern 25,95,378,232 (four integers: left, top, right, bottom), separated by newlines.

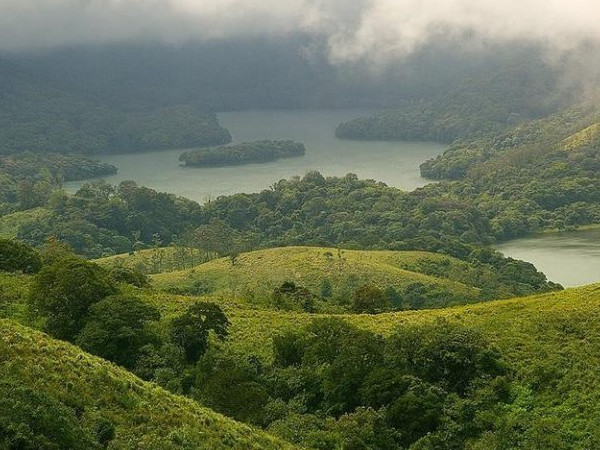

180,140,306,167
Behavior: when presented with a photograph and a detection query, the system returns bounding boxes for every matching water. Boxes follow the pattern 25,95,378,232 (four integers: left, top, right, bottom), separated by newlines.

63,108,600,287
65,110,445,202
496,229,600,287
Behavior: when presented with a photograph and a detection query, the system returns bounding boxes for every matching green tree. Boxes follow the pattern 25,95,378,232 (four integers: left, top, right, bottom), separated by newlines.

194,349,269,425
0,239,42,273
351,285,390,314
28,257,118,341
170,301,229,364
76,295,161,369
387,320,505,394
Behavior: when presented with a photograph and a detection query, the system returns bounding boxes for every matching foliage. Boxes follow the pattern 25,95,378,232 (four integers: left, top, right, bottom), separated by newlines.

351,284,390,314
109,266,150,287
0,69,231,155
170,301,230,363
180,140,305,167
28,257,118,340
272,281,316,313
76,295,161,369
194,348,270,425
0,319,295,449
0,381,100,450
0,238,42,273
336,52,559,143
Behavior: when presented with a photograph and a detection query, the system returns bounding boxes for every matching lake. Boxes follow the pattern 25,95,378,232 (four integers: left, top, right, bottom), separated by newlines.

496,229,600,287
65,109,445,202
65,109,600,287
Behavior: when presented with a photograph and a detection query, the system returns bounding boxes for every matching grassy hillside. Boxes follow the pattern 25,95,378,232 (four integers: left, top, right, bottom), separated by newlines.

3,259,600,447
0,318,294,449
563,121,600,150
151,246,476,295
135,282,600,444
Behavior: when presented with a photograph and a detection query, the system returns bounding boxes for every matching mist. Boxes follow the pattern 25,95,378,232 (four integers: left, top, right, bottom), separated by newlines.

2,0,600,63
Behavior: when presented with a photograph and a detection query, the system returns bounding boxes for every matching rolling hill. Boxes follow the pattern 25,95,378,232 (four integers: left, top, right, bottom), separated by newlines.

148,246,481,307
0,318,295,449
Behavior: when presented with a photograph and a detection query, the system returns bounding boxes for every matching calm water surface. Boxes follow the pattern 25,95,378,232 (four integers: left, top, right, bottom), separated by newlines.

66,110,445,202
497,229,600,287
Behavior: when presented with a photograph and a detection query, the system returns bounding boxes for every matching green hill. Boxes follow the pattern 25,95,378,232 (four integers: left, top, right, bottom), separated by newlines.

3,259,600,447
138,282,600,446
0,318,294,449
146,246,495,310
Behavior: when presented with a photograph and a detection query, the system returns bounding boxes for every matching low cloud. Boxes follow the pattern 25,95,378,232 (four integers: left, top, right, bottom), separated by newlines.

1,0,600,62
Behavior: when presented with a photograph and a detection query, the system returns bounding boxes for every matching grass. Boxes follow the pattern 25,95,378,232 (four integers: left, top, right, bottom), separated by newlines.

148,246,481,305
96,246,211,274
563,122,600,150
0,318,296,449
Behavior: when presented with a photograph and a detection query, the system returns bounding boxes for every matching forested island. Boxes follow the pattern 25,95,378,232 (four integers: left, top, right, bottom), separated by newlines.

179,140,305,167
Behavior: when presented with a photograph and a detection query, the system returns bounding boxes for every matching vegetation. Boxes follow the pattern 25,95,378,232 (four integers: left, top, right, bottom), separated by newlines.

4,39,600,449
1,239,600,448
0,238,42,273
28,256,118,340
0,67,231,155
76,295,161,369
180,140,305,167
336,56,559,143
148,246,533,311
0,319,294,449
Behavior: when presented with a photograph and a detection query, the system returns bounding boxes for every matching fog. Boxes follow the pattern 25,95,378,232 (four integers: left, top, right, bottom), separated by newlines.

2,0,600,63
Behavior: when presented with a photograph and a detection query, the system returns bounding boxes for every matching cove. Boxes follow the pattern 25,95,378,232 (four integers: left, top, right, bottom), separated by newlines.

496,228,600,287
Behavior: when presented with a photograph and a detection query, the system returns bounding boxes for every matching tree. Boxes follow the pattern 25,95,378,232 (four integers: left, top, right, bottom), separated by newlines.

194,349,269,425
320,279,333,299
272,281,316,312
351,285,390,314
387,320,505,394
0,239,42,273
28,257,118,341
170,302,229,364
76,295,161,369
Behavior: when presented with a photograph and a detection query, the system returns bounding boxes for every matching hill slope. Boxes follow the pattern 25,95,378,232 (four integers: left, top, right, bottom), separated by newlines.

149,247,479,306
0,319,294,449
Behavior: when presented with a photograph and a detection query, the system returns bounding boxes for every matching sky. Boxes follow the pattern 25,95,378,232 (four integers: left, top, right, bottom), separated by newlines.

1,0,599,62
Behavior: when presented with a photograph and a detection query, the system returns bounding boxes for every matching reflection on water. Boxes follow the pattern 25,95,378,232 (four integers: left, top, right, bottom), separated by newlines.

65,109,445,202
496,229,600,287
